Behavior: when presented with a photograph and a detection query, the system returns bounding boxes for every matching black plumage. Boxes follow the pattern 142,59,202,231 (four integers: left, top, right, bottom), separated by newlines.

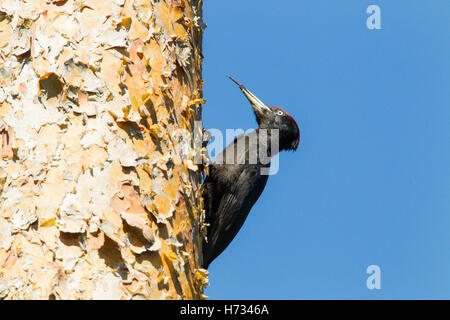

201,76,300,268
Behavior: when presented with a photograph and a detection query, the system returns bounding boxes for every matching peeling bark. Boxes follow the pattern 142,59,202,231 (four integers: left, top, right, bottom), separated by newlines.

0,0,207,300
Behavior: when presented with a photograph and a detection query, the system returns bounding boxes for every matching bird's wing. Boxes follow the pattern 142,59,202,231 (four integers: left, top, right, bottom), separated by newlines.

203,164,268,267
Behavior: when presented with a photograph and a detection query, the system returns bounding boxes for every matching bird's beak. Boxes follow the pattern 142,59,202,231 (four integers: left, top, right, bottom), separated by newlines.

227,75,271,116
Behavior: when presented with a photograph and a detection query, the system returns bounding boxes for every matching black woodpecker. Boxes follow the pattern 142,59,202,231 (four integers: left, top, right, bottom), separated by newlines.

202,76,300,268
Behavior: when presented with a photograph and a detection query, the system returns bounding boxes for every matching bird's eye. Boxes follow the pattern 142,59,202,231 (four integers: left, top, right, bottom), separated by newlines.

277,110,283,116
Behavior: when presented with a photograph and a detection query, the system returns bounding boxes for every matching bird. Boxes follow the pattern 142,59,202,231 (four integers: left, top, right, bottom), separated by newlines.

201,75,300,269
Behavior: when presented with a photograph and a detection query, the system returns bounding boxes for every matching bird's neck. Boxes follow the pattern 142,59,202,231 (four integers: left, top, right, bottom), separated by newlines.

255,128,281,158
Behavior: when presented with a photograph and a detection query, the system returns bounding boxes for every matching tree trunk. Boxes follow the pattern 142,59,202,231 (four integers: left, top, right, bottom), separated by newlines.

0,0,207,300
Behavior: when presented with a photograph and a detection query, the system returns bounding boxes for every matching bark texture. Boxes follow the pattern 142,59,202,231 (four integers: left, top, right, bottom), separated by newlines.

0,0,207,299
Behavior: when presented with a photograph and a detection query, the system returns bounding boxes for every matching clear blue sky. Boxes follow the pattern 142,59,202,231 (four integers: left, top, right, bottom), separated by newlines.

201,0,449,299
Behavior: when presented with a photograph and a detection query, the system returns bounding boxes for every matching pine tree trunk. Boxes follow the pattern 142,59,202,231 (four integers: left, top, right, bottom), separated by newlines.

0,0,207,300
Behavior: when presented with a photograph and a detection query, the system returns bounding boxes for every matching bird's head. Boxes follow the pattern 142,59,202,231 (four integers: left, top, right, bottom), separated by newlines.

227,75,300,151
